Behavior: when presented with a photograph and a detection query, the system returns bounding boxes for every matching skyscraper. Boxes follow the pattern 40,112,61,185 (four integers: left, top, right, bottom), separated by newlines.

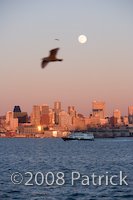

54,101,61,125
68,106,76,117
54,101,61,111
40,104,49,126
31,105,40,125
6,111,13,124
6,111,18,131
68,106,76,125
13,105,21,112
128,106,133,124
13,105,28,123
113,109,121,125
92,101,105,119
113,109,121,119
41,104,49,115
59,111,72,130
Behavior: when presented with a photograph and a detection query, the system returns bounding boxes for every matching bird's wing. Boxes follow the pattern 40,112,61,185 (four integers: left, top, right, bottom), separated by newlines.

41,58,49,68
49,48,59,59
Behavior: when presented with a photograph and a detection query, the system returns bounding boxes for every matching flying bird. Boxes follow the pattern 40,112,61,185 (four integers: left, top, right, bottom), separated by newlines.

55,39,59,41
41,48,63,68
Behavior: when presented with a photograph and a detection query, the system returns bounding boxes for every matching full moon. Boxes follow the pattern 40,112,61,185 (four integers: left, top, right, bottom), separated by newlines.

78,35,87,44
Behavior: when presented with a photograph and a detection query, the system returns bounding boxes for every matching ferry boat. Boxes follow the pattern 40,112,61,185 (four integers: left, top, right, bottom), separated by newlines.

62,132,94,141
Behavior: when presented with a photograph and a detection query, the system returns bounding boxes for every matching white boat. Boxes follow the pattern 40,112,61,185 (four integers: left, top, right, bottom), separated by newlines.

62,132,94,141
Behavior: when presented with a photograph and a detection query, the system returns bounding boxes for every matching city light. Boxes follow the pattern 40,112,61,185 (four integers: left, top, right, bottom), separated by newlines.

37,126,42,132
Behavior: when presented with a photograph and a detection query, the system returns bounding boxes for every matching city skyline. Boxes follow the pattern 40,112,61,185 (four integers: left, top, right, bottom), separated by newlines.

1,0,133,116
2,100,132,134
1,100,133,118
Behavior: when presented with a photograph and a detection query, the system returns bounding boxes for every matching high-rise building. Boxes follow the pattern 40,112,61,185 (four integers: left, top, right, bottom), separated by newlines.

68,106,76,125
13,105,28,123
6,111,18,131
6,111,13,124
13,106,21,112
49,108,55,126
54,101,61,111
128,106,133,124
113,109,121,126
59,111,72,130
41,104,49,115
54,101,61,124
31,105,41,125
40,104,50,126
92,101,105,119
113,109,121,119
68,106,76,117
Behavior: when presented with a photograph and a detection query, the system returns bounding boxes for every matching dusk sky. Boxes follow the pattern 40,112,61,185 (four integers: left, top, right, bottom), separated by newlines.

1,0,133,116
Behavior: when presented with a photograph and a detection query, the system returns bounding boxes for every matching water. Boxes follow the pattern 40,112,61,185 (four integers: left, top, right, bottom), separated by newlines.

0,137,133,200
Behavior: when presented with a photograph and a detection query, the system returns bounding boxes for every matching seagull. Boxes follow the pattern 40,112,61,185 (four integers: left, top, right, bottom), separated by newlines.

41,48,63,68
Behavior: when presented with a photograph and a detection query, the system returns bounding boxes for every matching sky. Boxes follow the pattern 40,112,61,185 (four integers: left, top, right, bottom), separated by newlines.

0,0,133,116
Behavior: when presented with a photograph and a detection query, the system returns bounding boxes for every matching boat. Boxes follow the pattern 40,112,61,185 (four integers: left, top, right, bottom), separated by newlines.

62,132,94,141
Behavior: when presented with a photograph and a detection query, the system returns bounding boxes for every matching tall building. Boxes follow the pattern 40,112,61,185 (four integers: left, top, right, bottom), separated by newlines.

113,109,121,126
49,108,55,126
40,104,50,126
92,101,105,119
54,101,61,111
59,111,72,130
13,105,28,123
73,115,86,130
113,109,121,119
6,111,13,124
31,105,41,125
13,106,21,112
54,101,61,125
128,106,133,124
41,104,49,114
68,106,76,125
6,111,18,131
68,106,76,117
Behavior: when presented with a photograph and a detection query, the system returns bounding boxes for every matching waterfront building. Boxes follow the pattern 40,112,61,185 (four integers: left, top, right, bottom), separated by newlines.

68,106,76,125
54,101,61,111
13,105,21,112
113,109,121,119
31,105,41,125
6,111,18,131
13,105,28,123
14,112,28,123
10,118,18,131
59,111,72,130
68,106,76,117
128,106,133,124
73,115,86,130
123,116,129,126
0,116,6,132
113,109,122,125
84,117,91,127
40,114,49,126
41,104,49,114
40,104,50,126
88,115,101,127
6,111,13,124
54,101,61,125
92,101,105,119
49,109,55,126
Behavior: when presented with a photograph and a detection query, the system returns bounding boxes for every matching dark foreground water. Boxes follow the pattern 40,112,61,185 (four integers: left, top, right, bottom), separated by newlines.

0,137,133,200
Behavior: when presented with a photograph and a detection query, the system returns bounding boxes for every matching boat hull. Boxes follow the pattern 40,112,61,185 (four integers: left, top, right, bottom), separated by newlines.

62,137,94,141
